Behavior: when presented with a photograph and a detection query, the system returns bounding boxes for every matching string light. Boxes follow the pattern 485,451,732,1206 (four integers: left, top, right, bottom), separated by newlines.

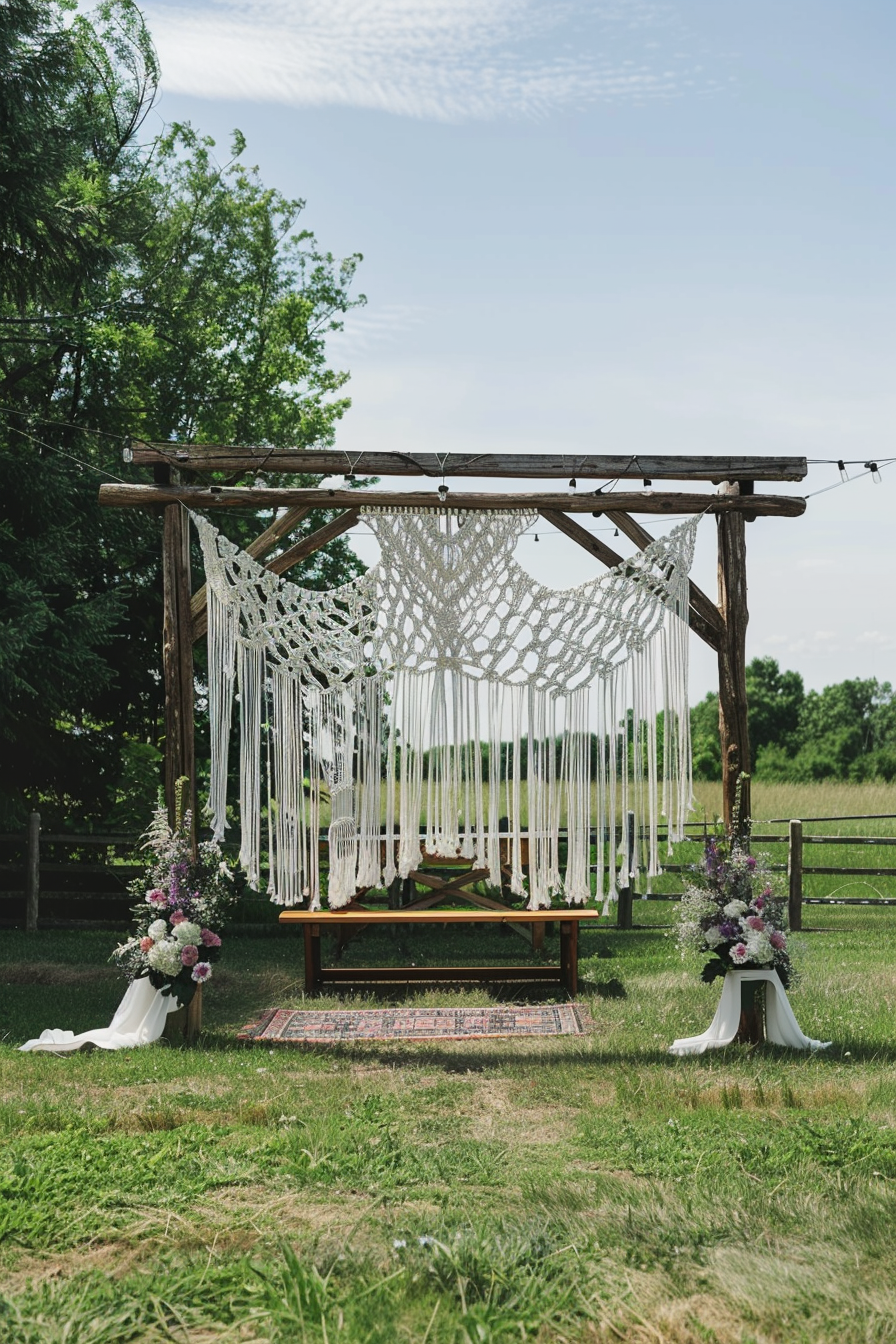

865,461,882,483
837,460,847,481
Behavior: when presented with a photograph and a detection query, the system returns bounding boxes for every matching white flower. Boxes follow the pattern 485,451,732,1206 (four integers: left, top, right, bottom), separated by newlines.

723,900,748,918
147,939,183,976
745,931,774,965
147,919,168,940
173,921,202,944
704,924,723,948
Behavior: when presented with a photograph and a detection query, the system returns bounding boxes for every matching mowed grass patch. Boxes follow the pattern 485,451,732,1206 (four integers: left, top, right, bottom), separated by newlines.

2,918,896,1340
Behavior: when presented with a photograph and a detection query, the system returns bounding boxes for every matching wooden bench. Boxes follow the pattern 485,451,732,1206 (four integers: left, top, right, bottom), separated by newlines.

278,907,602,996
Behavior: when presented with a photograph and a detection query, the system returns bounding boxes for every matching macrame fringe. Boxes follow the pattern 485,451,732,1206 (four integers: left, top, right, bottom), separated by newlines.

195,510,697,912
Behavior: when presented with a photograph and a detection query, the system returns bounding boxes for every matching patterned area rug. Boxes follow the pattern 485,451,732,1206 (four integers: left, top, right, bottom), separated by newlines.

238,1004,585,1044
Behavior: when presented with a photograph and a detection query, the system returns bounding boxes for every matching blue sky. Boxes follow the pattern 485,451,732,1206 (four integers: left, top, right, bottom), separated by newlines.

141,0,896,698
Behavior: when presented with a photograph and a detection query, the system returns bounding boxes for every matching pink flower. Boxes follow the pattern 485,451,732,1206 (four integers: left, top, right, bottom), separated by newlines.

191,962,212,982
754,895,766,911
180,944,199,967
730,942,749,965
146,889,166,905
170,910,186,925
139,936,153,952
200,928,221,948
745,916,765,931
770,929,786,950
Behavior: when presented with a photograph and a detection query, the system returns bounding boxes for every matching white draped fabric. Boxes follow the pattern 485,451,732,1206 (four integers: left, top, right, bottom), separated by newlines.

196,508,699,912
19,977,177,1053
668,969,831,1055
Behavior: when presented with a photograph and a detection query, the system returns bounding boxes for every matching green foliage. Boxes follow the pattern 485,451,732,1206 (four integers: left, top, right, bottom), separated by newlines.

691,659,896,784
0,1,365,829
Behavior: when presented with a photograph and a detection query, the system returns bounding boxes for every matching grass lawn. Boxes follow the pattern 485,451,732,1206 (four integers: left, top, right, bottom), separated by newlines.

2,914,896,1343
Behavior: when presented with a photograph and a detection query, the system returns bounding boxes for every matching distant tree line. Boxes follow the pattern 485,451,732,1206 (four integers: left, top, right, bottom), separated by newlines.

691,658,896,783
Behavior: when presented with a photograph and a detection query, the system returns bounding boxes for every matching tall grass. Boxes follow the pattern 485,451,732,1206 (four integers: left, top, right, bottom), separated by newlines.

2,922,896,1340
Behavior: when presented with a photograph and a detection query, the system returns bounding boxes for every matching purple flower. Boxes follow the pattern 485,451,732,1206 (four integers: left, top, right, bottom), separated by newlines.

753,895,766,911
720,922,739,939
770,930,786,950
200,928,221,948
181,944,199,967
745,856,757,871
191,962,212,982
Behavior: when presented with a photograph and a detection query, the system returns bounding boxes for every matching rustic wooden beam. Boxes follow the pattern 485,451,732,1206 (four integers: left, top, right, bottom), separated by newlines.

716,483,751,836
127,443,808,482
541,510,722,651
190,504,311,630
538,508,625,568
604,510,725,647
192,508,361,640
162,504,195,836
100,484,807,518
265,508,361,576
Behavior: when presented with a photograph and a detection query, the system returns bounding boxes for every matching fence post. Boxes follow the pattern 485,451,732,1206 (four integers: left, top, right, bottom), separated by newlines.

788,818,803,932
617,810,635,929
26,811,40,933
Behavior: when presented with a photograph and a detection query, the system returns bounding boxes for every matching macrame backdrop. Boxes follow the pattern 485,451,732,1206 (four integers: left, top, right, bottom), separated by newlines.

195,508,699,912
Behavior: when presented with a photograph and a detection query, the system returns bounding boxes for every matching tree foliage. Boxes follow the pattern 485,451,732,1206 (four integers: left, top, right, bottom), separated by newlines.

691,658,896,784
0,1,365,829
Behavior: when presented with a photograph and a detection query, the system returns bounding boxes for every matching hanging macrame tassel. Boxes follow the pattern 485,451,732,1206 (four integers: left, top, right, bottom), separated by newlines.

356,676,383,890
205,585,237,840
398,669,425,880
486,679,503,889
237,641,264,890
383,674,397,887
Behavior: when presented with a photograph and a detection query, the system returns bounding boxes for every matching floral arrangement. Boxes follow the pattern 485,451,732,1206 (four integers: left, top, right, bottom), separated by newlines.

112,788,239,1007
676,834,793,988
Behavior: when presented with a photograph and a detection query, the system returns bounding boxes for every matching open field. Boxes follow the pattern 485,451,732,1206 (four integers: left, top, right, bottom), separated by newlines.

2,916,896,1343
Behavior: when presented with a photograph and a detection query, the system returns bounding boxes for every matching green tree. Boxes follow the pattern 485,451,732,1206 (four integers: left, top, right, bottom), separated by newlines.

0,1,365,829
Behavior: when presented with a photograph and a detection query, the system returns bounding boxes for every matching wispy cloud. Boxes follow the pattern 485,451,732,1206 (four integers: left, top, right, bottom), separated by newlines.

143,0,723,121
328,304,429,359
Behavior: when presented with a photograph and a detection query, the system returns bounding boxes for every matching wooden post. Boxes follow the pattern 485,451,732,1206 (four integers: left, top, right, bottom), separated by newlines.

717,483,751,836
25,811,40,933
735,978,766,1045
162,503,195,836
616,811,636,929
162,986,203,1046
788,818,803,931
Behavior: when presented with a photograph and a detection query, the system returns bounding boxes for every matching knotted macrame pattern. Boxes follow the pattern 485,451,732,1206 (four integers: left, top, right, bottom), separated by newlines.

195,508,698,911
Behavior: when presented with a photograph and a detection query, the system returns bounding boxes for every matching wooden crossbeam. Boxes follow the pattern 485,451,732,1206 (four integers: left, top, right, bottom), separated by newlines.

265,507,361,576
540,508,722,651
192,508,360,641
603,509,726,649
128,443,808,482
100,484,806,518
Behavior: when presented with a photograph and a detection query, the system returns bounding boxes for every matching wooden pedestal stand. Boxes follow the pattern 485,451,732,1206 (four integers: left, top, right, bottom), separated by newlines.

735,978,765,1045
162,986,203,1046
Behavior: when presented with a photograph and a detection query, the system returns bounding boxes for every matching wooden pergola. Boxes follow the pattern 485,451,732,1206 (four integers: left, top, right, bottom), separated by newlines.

99,447,807,837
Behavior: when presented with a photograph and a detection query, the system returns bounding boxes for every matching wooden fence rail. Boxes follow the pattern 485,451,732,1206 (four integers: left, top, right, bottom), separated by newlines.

3,811,896,931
